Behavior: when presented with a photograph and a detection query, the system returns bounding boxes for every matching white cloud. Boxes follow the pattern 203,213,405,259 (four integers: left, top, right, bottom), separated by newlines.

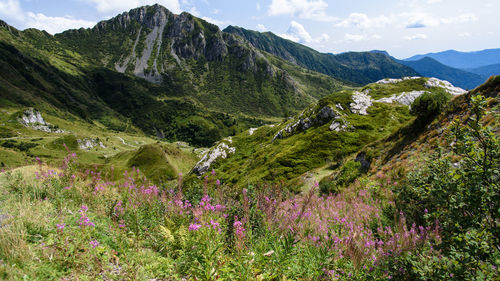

0,0,95,34
278,21,328,43
268,0,336,21
256,3,261,11
335,11,478,30
256,24,267,31
405,12,477,28
212,9,220,15
440,13,477,25
341,33,381,42
201,16,229,27
26,12,96,34
336,13,394,29
0,0,25,21
458,32,470,37
403,33,428,40
344,33,366,42
84,0,182,14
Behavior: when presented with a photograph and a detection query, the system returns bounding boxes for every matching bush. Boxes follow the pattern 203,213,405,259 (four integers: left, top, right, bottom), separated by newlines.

394,95,500,279
410,90,452,122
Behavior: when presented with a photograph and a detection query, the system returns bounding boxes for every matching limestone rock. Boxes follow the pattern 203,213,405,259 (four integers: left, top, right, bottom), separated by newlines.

192,141,236,175
350,91,372,115
377,90,429,107
18,109,64,133
375,77,420,84
77,138,106,150
424,77,466,96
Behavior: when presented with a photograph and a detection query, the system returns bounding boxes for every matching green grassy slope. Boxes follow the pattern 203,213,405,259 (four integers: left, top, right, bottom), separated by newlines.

55,5,347,118
189,77,464,190
223,25,419,85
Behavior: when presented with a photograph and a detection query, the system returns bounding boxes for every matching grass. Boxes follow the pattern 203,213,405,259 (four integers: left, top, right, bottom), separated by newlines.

0,152,438,280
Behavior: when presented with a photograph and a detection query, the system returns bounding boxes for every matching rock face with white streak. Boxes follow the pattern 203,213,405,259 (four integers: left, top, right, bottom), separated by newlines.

192,142,236,175
377,91,429,107
424,77,466,96
18,109,64,133
350,91,373,115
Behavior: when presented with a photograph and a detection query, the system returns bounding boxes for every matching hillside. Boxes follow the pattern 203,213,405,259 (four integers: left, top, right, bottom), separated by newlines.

0,5,348,147
223,25,419,85
1,76,495,280
55,5,346,118
187,77,467,190
405,48,500,69
398,57,485,89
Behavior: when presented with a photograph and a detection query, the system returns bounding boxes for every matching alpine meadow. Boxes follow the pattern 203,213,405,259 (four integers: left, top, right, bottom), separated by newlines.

0,2,498,280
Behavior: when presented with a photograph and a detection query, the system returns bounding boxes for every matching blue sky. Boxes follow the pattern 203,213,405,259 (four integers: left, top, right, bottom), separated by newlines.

0,0,498,58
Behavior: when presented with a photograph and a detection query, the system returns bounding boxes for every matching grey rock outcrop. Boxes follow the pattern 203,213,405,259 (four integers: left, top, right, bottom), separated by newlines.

375,77,421,84
192,141,236,175
18,109,64,133
91,4,269,83
424,77,466,96
273,106,339,140
77,138,106,150
350,91,373,115
377,90,429,107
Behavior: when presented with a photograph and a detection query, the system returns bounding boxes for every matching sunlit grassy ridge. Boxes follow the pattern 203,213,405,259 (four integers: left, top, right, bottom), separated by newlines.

196,77,456,190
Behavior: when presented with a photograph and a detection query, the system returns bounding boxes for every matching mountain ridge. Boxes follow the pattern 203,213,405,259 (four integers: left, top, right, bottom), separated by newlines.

223,25,419,85
397,56,485,89
404,48,500,69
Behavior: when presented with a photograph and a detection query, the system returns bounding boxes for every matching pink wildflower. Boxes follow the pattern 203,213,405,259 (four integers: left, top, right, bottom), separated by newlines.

189,223,202,231
89,240,100,248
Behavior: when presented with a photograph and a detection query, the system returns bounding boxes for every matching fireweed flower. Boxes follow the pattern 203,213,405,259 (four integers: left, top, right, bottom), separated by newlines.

233,219,245,239
189,223,202,231
216,179,221,186
56,224,65,231
89,240,100,248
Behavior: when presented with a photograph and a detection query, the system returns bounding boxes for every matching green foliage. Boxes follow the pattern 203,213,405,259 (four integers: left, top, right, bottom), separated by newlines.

0,140,38,152
394,94,500,279
410,90,452,121
126,144,178,183
320,160,362,194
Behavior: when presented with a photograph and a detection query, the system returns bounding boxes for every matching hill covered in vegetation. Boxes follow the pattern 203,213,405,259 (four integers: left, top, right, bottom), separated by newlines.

224,25,419,85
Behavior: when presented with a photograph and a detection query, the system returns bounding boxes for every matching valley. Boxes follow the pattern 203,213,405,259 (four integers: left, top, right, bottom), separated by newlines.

0,3,498,280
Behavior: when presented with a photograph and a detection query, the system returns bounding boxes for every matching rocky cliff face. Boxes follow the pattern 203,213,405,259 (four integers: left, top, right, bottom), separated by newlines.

59,4,268,83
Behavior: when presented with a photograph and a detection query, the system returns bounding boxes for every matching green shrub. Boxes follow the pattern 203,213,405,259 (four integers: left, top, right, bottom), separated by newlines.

410,90,451,122
394,95,500,279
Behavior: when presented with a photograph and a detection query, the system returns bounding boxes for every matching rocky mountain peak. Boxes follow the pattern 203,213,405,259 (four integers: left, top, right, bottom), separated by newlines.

96,4,172,31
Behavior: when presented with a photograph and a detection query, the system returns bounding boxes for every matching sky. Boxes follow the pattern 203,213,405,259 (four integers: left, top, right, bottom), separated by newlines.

0,0,498,58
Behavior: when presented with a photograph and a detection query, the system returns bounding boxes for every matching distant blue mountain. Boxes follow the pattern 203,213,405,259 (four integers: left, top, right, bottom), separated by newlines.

404,49,500,69
398,57,485,90
467,63,500,79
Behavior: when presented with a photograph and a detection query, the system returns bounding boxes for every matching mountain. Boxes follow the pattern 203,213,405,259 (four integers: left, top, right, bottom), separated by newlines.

223,25,419,85
398,57,485,89
405,48,500,69
187,77,467,189
0,5,348,147
467,63,500,78
55,6,345,119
